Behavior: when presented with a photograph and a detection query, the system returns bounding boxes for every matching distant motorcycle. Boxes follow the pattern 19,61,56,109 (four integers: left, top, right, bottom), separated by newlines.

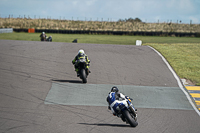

115,97,138,127
46,36,52,42
75,58,89,83
40,35,52,42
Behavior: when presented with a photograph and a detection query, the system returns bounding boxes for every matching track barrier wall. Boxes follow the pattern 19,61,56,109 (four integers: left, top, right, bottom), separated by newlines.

13,28,200,37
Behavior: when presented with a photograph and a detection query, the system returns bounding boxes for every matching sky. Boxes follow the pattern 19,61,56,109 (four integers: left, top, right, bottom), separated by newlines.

0,0,200,24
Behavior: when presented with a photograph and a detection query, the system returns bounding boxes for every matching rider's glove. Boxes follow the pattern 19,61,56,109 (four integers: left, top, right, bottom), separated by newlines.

125,96,129,99
72,61,75,64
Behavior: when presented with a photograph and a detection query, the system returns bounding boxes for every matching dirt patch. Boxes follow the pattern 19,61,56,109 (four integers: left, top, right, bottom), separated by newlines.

181,79,196,86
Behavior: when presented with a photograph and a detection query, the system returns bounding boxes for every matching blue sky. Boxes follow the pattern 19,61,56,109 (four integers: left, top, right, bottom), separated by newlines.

0,0,200,24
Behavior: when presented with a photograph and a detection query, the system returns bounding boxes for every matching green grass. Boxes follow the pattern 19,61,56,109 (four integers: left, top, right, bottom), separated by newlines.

0,32,200,44
0,32,200,85
144,43,200,86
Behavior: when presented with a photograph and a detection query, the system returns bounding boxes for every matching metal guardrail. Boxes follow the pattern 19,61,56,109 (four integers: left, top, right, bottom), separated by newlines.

0,28,13,33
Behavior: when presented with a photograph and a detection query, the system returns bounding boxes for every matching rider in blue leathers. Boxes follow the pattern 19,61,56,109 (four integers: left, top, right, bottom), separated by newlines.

107,86,131,119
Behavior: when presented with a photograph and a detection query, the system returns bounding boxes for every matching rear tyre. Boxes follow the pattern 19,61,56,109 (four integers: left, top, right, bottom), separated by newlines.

122,110,138,127
80,69,87,83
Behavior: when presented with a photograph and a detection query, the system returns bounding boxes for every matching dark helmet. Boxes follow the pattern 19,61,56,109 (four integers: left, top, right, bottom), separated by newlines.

111,86,119,92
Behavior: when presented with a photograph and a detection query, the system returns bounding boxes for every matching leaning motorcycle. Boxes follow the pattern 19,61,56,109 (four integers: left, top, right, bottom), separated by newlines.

116,97,138,127
40,35,52,42
45,36,52,42
76,58,89,83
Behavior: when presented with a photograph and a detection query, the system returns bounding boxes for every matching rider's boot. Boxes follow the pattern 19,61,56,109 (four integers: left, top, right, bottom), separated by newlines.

77,73,79,77
86,68,91,74
120,116,126,122
88,69,91,73
75,68,79,77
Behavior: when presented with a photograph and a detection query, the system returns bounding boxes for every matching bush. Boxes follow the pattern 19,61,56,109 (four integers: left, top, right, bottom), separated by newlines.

118,17,142,23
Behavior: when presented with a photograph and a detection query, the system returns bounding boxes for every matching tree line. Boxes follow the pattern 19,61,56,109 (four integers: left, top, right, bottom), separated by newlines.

118,17,142,22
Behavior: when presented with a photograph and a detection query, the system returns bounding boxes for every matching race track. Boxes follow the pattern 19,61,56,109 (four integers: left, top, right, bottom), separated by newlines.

0,40,200,133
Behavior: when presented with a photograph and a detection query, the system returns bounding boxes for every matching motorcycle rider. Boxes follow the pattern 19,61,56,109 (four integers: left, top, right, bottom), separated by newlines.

107,86,137,121
72,49,90,77
39,32,47,41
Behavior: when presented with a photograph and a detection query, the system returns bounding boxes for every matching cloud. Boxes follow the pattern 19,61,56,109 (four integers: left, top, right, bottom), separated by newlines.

85,0,97,6
166,0,196,14
72,1,78,5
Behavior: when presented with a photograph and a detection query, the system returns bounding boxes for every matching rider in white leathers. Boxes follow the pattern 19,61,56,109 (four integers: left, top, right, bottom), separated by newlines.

107,86,129,117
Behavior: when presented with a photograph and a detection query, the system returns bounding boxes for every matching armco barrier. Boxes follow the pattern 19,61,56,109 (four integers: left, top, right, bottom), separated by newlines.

13,28,199,37
0,28,13,33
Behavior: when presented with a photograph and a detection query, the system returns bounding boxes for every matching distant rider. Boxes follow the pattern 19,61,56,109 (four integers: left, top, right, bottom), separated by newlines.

72,49,91,77
40,32,47,41
106,86,137,120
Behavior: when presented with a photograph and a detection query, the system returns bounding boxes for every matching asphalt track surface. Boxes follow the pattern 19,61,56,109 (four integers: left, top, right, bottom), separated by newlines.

0,40,200,133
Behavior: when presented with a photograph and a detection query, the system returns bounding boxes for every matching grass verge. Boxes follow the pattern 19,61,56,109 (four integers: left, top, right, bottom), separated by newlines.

0,32,200,44
144,43,200,86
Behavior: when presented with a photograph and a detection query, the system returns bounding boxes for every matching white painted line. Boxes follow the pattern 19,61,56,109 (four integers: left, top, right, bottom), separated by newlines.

148,46,200,116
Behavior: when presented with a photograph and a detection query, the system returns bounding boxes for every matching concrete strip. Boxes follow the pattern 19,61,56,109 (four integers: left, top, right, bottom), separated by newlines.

45,83,193,110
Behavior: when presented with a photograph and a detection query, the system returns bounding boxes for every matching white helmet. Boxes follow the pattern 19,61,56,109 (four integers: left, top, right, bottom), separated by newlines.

78,49,85,54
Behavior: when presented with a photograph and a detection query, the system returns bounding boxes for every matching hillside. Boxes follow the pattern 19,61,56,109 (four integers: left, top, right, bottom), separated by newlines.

1,18,200,33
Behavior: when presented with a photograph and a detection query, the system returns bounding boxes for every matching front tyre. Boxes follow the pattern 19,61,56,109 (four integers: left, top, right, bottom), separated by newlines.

122,110,138,127
80,69,87,83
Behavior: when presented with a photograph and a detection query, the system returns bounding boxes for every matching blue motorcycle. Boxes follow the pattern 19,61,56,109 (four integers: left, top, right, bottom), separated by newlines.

116,97,138,127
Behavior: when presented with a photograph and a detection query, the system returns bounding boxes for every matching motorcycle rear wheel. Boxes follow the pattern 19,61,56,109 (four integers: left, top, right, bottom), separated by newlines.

122,110,138,127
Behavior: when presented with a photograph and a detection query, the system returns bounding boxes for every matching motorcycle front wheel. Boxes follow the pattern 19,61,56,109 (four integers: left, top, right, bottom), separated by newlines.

80,69,87,83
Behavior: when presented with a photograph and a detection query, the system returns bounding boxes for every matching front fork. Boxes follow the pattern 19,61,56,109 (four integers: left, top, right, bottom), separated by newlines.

128,101,137,121
85,68,89,75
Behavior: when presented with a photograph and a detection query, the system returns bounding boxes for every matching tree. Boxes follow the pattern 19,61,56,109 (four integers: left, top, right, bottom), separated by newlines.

134,17,142,22
117,17,142,22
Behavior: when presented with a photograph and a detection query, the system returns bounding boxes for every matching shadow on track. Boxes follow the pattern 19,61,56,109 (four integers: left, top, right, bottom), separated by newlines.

78,123,131,128
52,79,82,83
